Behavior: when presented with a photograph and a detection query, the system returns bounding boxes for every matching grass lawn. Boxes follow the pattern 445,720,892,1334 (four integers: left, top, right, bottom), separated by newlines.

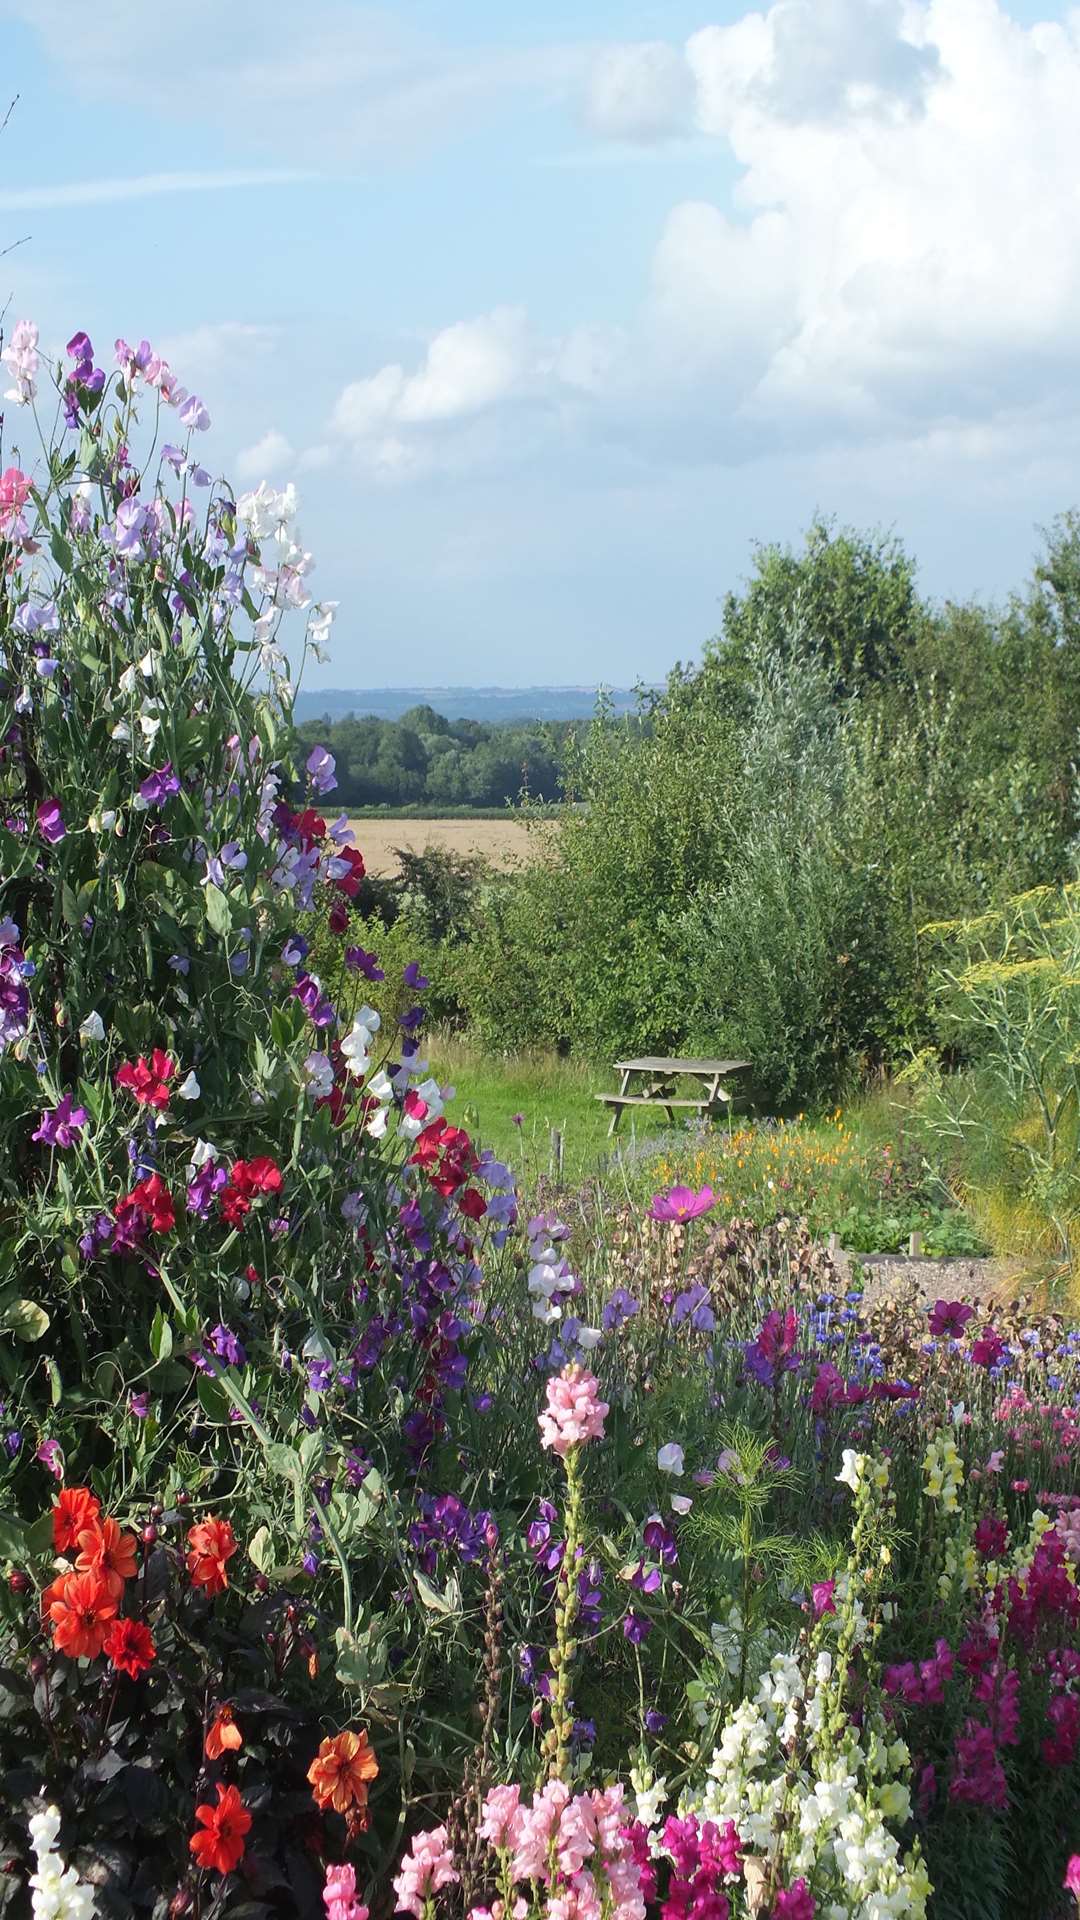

427,1034,989,1254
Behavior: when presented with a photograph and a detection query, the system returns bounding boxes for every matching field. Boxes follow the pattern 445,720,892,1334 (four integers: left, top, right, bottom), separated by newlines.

349,813,536,874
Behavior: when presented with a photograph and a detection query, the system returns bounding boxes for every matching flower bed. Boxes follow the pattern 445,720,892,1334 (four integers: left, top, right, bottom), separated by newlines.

2,324,1080,1920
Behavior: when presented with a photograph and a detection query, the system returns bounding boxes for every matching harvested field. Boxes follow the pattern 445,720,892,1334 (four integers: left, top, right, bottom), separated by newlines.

349,815,536,875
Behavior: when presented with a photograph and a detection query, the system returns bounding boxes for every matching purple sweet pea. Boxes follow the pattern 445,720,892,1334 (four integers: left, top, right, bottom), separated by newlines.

344,945,385,981
623,1609,653,1644
36,797,66,844
306,745,338,796
139,762,180,807
32,1093,89,1148
403,962,429,990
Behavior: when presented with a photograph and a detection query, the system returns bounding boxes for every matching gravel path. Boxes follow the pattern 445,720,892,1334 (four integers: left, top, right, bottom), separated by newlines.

831,1246,1023,1311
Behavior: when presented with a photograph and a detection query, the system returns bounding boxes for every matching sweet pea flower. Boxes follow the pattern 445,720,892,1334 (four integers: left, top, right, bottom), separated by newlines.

78,1011,105,1043
657,1442,685,1476
1065,1856,1080,1900
32,1094,88,1148
306,745,337,795
37,798,67,844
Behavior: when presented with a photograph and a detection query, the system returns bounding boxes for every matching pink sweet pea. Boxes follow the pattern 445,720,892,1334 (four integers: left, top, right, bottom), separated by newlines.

1064,1856,1080,1900
0,466,32,538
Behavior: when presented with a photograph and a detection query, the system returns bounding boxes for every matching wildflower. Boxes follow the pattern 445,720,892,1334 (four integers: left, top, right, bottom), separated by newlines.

32,1094,89,1148
189,1782,251,1875
137,762,180,807
657,1442,685,1476
103,1617,156,1677
971,1327,1007,1370
45,1569,117,1658
344,945,384,981
52,1485,101,1553
205,1705,244,1758
623,1609,653,1643
648,1184,715,1223
538,1364,609,1457
115,1172,176,1237
308,1728,379,1816
27,1800,93,1920
115,1049,175,1110
392,1826,458,1918
37,1438,64,1479
186,1515,238,1594
836,1449,864,1493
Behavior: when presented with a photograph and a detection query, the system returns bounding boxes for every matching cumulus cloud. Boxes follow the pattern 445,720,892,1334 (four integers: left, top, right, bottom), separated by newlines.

330,308,536,473
235,429,295,480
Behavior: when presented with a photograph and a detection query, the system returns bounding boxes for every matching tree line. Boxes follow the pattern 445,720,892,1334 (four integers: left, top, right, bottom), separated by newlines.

294,705,579,809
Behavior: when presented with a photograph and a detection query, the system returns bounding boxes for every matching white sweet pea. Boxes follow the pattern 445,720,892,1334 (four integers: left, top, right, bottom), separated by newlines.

188,1138,220,1175
657,1442,685,1476
177,1070,200,1100
365,1068,395,1104
340,1017,376,1078
576,1325,602,1351
110,720,131,743
78,1011,105,1042
670,1493,693,1515
303,1052,335,1098
355,1003,381,1034
117,663,138,695
365,1105,389,1140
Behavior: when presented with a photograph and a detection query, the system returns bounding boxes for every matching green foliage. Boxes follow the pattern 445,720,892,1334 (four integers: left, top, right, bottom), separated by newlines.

295,707,571,809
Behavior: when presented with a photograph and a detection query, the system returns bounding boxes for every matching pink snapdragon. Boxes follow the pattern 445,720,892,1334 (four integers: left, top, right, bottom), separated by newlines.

323,1863,368,1920
539,1365,609,1458
392,1825,458,1917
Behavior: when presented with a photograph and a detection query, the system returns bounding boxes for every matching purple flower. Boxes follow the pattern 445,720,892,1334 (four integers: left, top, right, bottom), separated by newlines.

179,393,211,432
602,1287,639,1333
128,1391,151,1419
32,1093,88,1148
403,962,429,991
301,1550,320,1576
168,953,191,975
645,1709,668,1734
623,1609,653,1644
210,1323,246,1367
36,797,66,844
113,497,151,560
306,745,338,796
344,946,385,981
648,1184,715,1223
36,1438,64,1479
282,934,309,968
138,762,180,807
672,1282,716,1333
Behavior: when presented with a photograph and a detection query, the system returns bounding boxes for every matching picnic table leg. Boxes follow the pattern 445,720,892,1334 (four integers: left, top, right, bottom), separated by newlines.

609,1067,633,1136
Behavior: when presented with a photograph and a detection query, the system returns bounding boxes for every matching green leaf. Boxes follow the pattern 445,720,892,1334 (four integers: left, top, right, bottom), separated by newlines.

262,1442,303,1486
49,527,74,573
1,1298,51,1342
247,1525,274,1573
204,883,232,938
149,1306,173,1363
413,1570,455,1615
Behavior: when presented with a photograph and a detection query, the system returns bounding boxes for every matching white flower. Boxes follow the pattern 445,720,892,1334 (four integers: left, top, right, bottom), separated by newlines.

365,1105,389,1140
576,1325,602,1351
340,1016,376,1079
836,1448,864,1493
78,1011,105,1042
303,1051,335,1098
110,720,131,742
657,1442,685,1476
630,1769,668,1829
366,1068,395,1103
177,1070,200,1100
671,1493,693,1515
188,1137,219,1172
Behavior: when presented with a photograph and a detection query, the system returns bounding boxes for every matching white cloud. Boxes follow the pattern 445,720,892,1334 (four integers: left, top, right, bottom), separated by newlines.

331,308,534,473
584,40,693,141
236,429,294,481
0,169,318,212
298,444,332,473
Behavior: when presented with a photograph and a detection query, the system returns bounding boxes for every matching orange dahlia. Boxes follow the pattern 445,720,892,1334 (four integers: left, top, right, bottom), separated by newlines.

307,1728,379,1816
76,1515,138,1597
52,1485,101,1554
205,1704,244,1759
46,1568,117,1659
189,1782,251,1875
186,1515,238,1595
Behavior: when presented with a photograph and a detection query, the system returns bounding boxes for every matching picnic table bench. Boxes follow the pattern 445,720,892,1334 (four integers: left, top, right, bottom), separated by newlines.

595,1056,752,1136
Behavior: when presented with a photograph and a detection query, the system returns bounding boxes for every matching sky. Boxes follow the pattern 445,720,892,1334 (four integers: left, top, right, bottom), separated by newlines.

2,0,1080,689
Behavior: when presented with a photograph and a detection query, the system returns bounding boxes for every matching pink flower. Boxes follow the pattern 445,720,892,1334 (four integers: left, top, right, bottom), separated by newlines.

538,1365,609,1458
1064,1854,1080,1898
392,1826,458,1918
971,1327,1006,1369
37,798,66,845
479,1784,522,1850
0,466,31,538
323,1863,368,1920
648,1185,715,1223
811,1579,836,1618
772,1883,815,1919
928,1298,976,1336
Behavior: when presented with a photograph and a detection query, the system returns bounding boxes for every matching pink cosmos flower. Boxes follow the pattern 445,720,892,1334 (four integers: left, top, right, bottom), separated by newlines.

928,1298,976,1337
648,1185,715,1223
1065,1856,1080,1900
538,1365,609,1458
392,1826,458,1918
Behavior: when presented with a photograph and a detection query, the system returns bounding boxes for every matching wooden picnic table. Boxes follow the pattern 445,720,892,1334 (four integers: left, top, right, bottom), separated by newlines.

595,1055,752,1136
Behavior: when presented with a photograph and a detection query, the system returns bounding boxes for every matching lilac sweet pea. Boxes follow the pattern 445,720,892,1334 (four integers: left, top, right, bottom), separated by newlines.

306,745,337,795
36,798,66,844
139,762,180,807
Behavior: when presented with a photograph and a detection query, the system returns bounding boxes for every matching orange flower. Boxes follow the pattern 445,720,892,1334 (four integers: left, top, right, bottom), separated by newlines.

46,1569,117,1659
76,1516,138,1598
103,1616,156,1677
189,1782,251,1875
307,1728,379,1815
185,1516,238,1595
52,1485,101,1554
205,1705,244,1759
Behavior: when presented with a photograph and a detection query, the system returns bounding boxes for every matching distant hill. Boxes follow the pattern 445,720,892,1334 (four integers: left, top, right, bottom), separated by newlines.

292,686,647,724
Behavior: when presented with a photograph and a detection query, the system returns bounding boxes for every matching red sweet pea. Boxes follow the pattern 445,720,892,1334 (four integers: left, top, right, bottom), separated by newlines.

221,1156,282,1226
115,1050,175,1110
52,1485,101,1554
189,1783,251,1875
332,846,366,898
290,808,326,848
116,1173,176,1234
458,1188,487,1221
104,1617,156,1677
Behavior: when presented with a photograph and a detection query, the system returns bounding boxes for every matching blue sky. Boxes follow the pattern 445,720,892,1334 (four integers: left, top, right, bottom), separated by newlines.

2,0,1080,688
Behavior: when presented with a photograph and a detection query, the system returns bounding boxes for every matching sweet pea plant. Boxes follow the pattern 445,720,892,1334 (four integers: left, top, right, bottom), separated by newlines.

0,323,518,1907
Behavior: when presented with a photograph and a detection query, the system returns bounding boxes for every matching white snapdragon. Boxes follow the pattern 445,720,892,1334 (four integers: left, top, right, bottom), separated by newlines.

28,1802,94,1920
